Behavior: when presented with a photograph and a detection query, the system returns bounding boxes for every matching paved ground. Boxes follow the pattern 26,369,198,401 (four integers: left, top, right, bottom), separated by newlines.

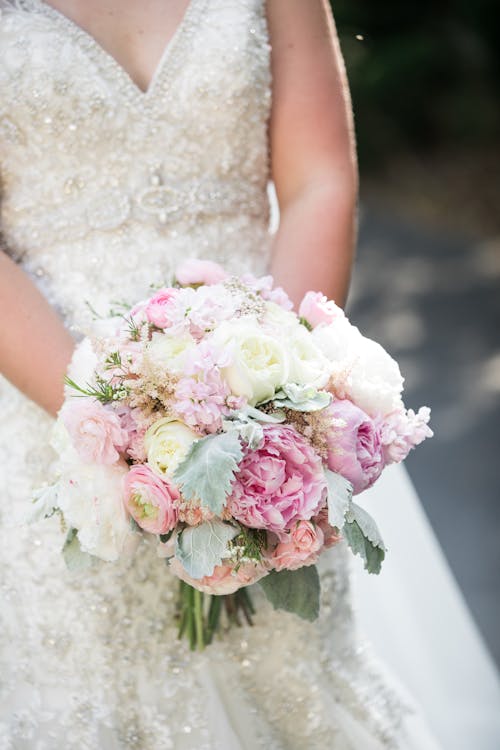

348,204,500,667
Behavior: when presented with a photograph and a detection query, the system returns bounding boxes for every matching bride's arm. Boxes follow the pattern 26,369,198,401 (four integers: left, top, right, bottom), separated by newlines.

0,250,75,417
266,0,358,309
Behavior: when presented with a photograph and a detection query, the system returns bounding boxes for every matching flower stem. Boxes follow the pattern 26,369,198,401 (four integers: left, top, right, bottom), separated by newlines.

193,588,205,651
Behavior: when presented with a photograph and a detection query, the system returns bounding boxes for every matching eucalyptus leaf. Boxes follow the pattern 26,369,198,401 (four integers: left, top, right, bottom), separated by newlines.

173,431,244,515
259,566,320,621
175,519,239,579
62,529,96,572
343,502,386,574
325,470,353,529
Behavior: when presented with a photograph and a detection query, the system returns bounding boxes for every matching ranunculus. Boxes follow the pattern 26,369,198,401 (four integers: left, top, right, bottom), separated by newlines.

210,319,289,406
380,406,433,464
228,424,326,533
60,399,128,465
57,461,137,562
144,288,179,328
176,258,228,286
123,464,179,534
143,331,197,374
325,399,384,494
169,557,267,595
144,417,198,478
287,326,331,389
312,318,404,418
269,520,324,571
299,291,345,328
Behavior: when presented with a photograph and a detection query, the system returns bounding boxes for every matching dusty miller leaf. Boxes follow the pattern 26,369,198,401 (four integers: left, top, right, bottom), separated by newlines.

343,502,386,574
174,519,239,579
259,566,320,621
273,383,331,412
62,529,96,572
325,469,353,529
173,431,244,515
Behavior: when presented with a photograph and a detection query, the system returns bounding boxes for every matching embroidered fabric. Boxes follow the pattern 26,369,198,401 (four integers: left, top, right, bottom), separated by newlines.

0,1,435,747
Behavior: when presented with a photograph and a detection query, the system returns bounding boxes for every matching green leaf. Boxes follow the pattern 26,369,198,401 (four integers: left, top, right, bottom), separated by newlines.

173,431,244,515
325,469,353,529
62,529,96,572
259,566,320,621
28,482,60,524
273,383,332,412
175,519,239,579
342,502,386,574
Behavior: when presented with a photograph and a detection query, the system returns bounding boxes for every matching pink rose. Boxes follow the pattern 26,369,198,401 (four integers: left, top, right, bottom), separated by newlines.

325,399,384,494
380,406,433,464
269,520,324,571
61,399,128,465
123,464,179,535
169,557,267,595
313,506,342,549
176,258,228,286
299,291,345,328
144,288,179,328
228,425,327,534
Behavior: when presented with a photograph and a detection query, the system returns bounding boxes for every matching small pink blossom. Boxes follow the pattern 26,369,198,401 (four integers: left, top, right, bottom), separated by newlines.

176,258,228,286
269,520,324,571
61,399,128,465
144,288,179,329
380,406,433,464
325,399,384,494
299,291,345,328
228,425,327,534
123,464,179,535
241,273,294,310
169,557,267,595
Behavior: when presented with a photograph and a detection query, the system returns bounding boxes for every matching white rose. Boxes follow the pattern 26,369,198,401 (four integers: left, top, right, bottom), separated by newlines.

262,301,301,336
57,461,136,562
287,326,331,389
210,319,289,406
145,417,198,478
144,331,196,374
312,319,404,417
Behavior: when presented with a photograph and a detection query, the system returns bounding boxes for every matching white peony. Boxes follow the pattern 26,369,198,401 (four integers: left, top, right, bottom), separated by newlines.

145,417,198,478
287,325,331,389
262,301,302,336
143,331,196,374
312,318,404,417
210,319,290,406
56,461,136,562
63,337,98,400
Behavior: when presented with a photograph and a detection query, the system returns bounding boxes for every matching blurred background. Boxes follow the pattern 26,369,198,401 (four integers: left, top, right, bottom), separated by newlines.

332,1,500,666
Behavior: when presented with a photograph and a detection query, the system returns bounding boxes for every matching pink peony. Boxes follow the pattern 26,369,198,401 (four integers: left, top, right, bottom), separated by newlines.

313,506,342,548
169,557,267,595
269,520,324,571
380,406,433,464
299,291,345,328
144,288,179,329
176,258,228,286
228,425,327,533
61,399,128,465
123,464,179,535
325,399,384,494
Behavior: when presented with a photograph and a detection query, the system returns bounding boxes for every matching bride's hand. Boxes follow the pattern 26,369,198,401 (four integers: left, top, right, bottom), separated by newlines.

266,0,358,309
0,249,75,417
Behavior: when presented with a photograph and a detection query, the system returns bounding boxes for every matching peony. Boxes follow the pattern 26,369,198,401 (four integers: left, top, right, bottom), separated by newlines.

269,520,324,571
262,301,301,337
325,399,384,494
210,319,289,406
144,417,198,478
299,291,345,328
176,258,228,286
123,464,179,534
169,557,267,595
380,406,433,464
60,399,128,465
287,325,331,389
143,331,197,374
228,424,327,533
144,288,179,328
56,461,137,562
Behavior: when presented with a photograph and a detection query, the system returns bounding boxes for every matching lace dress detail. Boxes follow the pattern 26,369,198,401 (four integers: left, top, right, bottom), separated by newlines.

0,2,416,747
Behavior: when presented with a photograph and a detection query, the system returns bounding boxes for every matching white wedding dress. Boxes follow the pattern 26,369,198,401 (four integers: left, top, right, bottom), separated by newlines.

0,1,499,748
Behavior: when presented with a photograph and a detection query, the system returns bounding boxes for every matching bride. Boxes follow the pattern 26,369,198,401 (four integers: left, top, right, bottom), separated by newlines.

0,1,499,748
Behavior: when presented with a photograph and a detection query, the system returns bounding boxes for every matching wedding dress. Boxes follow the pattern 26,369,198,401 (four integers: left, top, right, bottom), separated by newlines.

0,1,498,748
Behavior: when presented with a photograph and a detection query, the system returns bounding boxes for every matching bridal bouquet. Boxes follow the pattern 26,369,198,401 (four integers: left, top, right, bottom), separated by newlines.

32,258,432,649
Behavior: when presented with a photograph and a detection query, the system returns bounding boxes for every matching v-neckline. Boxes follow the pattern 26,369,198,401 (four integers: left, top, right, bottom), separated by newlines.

32,0,200,99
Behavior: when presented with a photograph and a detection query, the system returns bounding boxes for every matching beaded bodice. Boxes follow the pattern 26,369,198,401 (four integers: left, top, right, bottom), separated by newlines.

0,0,272,328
